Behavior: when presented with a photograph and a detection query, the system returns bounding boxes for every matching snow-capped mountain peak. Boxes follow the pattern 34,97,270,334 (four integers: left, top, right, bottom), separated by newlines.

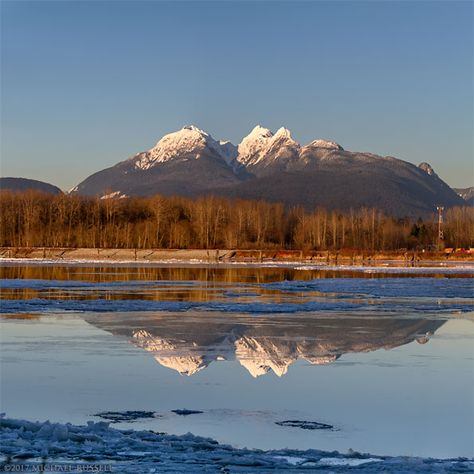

72,124,465,215
182,125,204,133
131,124,333,171
306,139,344,151
237,125,274,166
237,125,299,166
273,127,292,139
268,127,300,151
248,125,274,138
133,126,237,170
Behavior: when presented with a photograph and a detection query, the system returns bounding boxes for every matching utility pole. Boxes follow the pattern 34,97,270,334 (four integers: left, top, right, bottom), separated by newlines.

436,206,444,251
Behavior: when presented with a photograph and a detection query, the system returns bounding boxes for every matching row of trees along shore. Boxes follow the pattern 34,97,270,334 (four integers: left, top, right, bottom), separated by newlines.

0,191,472,251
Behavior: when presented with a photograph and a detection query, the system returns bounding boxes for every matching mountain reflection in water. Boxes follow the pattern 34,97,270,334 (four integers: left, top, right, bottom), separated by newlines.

82,312,444,377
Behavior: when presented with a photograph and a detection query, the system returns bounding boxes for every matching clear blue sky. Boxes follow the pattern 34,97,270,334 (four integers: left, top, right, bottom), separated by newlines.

1,0,473,190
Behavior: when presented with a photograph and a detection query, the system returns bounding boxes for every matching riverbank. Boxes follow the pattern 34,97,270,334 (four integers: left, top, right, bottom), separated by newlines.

1,247,473,265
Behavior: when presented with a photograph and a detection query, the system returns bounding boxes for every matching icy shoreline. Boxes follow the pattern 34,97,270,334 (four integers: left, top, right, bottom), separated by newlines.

1,257,473,274
1,417,472,473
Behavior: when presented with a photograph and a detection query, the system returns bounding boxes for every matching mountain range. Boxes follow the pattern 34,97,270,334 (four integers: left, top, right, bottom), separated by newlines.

71,125,465,216
1,126,470,217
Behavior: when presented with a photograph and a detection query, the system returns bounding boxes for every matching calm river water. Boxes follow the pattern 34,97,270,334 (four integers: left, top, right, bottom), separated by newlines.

1,263,473,459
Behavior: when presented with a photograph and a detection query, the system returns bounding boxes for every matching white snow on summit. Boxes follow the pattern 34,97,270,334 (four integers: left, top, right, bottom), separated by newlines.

306,139,343,150
237,125,300,166
236,125,274,166
130,125,346,171
133,126,237,170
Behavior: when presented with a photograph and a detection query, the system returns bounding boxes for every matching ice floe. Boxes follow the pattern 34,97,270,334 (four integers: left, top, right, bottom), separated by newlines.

93,411,158,423
171,409,204,416
275,420,335,430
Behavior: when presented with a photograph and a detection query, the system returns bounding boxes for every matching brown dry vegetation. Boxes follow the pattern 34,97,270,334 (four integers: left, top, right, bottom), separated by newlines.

0,191,472,251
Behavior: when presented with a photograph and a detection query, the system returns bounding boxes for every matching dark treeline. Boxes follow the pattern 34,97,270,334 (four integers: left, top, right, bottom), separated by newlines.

1,191,472,250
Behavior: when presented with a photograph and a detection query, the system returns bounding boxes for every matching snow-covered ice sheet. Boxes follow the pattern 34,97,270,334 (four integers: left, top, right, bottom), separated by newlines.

1,417,472,473
263,277,474,298
294,263,474,274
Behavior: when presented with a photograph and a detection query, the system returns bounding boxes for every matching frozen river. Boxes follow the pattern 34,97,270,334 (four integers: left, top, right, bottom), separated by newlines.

1,262,473,471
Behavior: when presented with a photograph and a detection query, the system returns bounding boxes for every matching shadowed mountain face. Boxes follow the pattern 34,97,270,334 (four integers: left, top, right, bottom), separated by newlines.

71,126,463,217
82,312,445,378
0,177,62,195
216,164,456,217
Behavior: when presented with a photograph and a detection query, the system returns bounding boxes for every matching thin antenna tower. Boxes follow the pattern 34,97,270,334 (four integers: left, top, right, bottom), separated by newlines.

436,206,444,250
